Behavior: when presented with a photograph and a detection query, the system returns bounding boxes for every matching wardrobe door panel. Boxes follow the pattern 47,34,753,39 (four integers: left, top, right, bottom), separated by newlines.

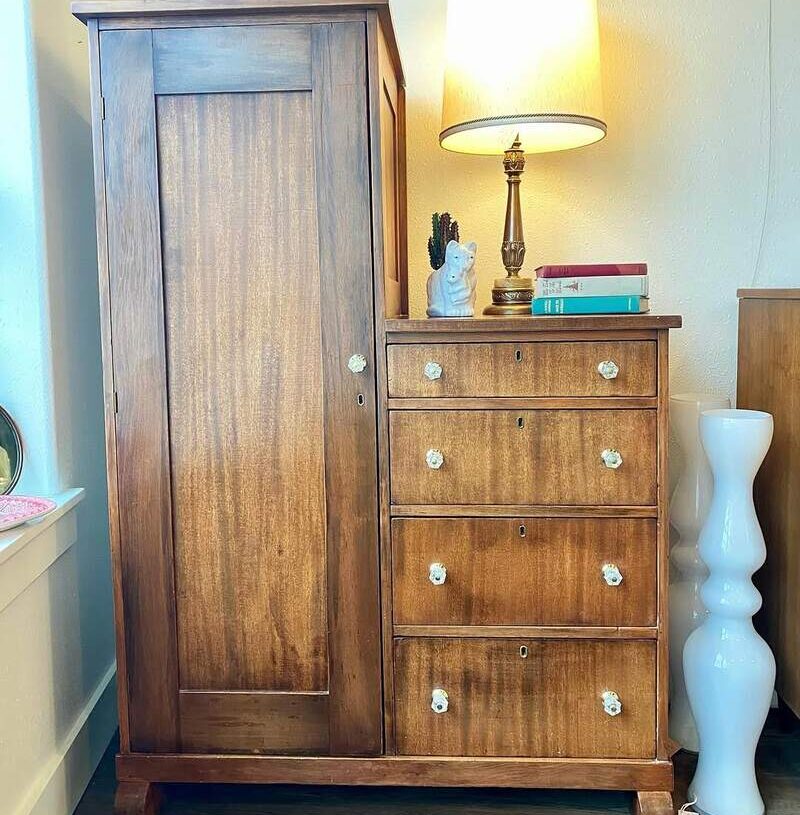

100,21,381,757
158,91,329,694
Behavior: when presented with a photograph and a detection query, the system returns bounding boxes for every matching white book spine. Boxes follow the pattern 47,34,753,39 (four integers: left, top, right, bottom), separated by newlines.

534,275,649,298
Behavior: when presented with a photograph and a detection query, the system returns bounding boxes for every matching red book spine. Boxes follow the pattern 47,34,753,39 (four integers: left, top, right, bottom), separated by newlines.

536,263,648,279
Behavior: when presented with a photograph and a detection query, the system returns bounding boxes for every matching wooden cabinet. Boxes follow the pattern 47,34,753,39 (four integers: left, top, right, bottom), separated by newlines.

384,316,679,813
738,289,800,719
76,2,679,813
76,0,406,782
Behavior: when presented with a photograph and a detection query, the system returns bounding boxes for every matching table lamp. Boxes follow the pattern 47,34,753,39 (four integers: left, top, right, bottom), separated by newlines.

440,0,607,315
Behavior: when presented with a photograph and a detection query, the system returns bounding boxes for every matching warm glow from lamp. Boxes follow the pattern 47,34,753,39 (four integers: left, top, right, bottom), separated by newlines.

440,0,606,155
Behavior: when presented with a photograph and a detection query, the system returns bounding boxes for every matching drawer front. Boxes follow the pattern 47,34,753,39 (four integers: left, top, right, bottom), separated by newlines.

389,410,657,506
387,341,657,398
394,638,656,758
392,518,657,627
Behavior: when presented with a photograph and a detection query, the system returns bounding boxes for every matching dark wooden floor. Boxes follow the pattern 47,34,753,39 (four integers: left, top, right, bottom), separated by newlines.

75,711,800,815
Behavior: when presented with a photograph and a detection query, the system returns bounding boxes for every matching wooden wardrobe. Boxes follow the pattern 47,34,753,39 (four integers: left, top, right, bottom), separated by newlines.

75,3,678,813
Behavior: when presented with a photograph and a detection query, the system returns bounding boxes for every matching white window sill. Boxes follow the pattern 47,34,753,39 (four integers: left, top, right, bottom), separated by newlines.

0,487,85,612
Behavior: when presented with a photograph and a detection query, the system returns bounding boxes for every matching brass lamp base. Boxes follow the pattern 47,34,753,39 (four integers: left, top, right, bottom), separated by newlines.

483,137,533,316
483,275,534,315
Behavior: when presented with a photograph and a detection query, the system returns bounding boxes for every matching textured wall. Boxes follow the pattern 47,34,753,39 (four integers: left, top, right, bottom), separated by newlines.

391,0,800,402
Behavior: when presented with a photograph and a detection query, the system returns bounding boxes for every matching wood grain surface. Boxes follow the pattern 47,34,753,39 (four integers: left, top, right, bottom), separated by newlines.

178,691,329,754
366,7,407,751
153,24,312,94
113,781,162,815
392,517,657,627
100,27,179,752
389,410,657,506
158,90,328,692
633,791,673,814
394,638,656,758
312,20,383,754
87,18,133,752
738,296,800,716
387,342,656,398
115,753,673,792
385,316,682,334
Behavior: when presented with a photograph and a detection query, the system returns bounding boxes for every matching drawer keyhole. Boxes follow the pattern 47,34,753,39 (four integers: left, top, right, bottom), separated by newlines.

519,524,527,538
519,645,529,659
514,349,523,363
517,416,525,429
356,393,365,406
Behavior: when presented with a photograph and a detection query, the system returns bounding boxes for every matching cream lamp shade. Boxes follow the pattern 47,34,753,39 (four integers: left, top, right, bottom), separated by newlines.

440,0,607,155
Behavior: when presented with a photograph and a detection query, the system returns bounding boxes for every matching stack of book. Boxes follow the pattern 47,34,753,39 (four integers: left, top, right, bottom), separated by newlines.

532,263,649,315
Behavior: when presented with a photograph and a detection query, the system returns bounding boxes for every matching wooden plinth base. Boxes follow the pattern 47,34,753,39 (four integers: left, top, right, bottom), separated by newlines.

633,790,674,814
115,781,162,815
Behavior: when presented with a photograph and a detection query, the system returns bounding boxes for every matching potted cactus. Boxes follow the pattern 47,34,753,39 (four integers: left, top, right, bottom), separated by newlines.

427,212,460,270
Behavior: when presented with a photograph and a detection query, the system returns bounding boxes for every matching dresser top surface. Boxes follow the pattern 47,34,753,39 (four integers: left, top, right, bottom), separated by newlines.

386,314,682,334
72,0,391,20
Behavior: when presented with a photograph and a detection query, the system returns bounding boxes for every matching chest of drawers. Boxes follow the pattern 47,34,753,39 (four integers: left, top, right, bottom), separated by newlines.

380,315,681,813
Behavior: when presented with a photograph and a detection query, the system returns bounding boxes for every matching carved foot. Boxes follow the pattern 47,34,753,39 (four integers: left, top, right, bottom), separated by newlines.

632,791,674,815
114,781,162,815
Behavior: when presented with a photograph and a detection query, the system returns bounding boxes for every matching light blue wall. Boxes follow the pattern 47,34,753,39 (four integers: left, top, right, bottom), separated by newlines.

0,0,57,494
0,2,115,812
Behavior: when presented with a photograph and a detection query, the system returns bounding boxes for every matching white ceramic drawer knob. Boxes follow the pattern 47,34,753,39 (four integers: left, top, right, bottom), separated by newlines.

602,690,623,717
429,562,447,585
602,563,624,586
347,353,367,374
601,448,623,469
431,688,449,714
597,359,620,380
424,361,443,381
426,449,445,470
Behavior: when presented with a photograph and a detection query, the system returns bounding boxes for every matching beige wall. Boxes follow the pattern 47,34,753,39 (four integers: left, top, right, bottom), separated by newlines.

391,0,800,401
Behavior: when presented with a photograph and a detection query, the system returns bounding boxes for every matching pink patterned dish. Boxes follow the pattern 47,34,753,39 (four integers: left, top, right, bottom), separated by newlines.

0,496,57,533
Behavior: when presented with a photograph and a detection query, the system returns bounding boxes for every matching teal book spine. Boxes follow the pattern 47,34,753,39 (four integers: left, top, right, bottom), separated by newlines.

532,295,649,315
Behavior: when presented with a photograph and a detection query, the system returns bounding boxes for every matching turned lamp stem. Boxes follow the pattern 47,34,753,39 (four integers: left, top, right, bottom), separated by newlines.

502,137,526,275
484,137,534,315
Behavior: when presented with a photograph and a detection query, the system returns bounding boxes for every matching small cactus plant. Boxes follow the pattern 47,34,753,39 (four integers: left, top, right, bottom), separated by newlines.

427,212,460,270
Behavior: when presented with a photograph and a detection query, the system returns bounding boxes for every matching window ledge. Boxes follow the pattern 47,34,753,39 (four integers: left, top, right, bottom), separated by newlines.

0,488,85,612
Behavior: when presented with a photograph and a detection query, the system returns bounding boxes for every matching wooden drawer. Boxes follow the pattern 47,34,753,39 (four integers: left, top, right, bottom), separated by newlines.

389,410,657,506
394,638,656,758
387,341,657,398
392,518,657,627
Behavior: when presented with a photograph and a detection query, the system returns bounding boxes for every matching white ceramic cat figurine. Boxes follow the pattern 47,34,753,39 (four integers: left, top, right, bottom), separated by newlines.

426,240,477,317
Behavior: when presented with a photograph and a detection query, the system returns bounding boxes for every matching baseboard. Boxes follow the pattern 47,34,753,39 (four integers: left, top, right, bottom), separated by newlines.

12,662,118,815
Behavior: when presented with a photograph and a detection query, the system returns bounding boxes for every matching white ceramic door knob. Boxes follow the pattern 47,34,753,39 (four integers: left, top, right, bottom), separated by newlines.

424,361,443,381
602,563,623,586
426,449,445,470
602,690,623,717
431,688,449,714
348,354,367,374
429,562,447,585
601,448,623,469
597,360,620,380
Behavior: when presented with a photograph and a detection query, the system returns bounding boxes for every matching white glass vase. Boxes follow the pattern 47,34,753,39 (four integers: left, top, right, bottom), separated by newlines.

669,393,730,752
684,409,775,815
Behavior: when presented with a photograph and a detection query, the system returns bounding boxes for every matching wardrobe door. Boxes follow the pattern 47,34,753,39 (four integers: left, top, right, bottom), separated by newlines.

100,22,381,755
